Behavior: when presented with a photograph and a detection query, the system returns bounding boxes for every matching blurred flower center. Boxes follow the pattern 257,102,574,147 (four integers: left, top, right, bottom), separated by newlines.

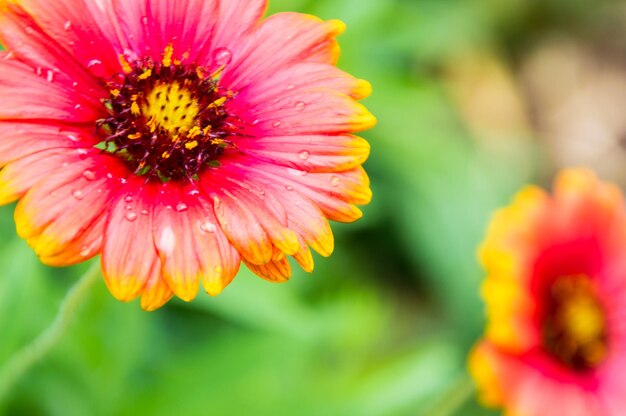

542,275,607,371
96,45,235,182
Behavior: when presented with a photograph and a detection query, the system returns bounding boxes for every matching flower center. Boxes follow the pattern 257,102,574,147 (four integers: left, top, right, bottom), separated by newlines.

96,46,235,182
542,275,607,371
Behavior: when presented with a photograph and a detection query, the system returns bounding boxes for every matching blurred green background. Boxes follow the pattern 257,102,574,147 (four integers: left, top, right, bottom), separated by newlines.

2,0,625,414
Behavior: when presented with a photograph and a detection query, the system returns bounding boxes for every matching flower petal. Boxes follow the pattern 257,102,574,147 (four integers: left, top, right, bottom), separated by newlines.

220,12,344,91
0,53,102,121
140,262,174,311
102,180,159,302
111,0,220,63
15,153,124,265
244,256,292,283
0,148,84,205
235,133,370,173
0,4,110,100
5,0,122,78
0,122,96,166
242,62,372,103
234,88,376,136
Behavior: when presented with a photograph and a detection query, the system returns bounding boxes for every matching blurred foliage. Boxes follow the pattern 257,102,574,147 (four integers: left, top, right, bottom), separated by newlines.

1,0,622,415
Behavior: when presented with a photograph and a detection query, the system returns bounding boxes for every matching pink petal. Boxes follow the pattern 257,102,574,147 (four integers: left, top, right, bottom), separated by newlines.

14,153,124,265
152,183,241,300
200,170,300,265
0,122,96,166
241,62,372,103
232,88,376,136
235,134,370,173
0,5,109,100
102,180,160,302
0,53,103,121
111,0,219,63
7,0,122,79
0,148,87,205
219,12,344,91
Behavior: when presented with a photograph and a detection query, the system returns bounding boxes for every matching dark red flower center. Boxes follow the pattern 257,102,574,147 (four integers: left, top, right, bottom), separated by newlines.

542,275,608,371
96,46,237,181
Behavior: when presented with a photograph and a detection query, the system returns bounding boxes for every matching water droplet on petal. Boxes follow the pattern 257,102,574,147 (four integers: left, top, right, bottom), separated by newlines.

330,176,341,187
287,168,307,177
141,16,149,26
141,209,149,216
285,185,294,191
298,150,310,160
82,170,96,181
213,47,232,66
200,221,216,233
46,70,55,82
176,203,188,212
80,246,91,257
87,59,104,77
125,212,138,222
72,81,79,88
272,121,282,128
64,20,72,31
125,204,133,211
294,101,306,111
124,195,133,203
286,84,295,90
74,104,82,110
72,190,84,200
188,189,200,196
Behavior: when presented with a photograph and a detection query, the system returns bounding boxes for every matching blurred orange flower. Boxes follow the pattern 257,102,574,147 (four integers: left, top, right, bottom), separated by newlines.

471,169,626,415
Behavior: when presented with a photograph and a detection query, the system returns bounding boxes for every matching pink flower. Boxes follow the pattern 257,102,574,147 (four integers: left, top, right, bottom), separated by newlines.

470,169,626,415
0,0,375,310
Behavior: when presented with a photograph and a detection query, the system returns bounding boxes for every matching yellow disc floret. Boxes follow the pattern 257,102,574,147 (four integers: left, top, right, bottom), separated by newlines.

142,82,200,137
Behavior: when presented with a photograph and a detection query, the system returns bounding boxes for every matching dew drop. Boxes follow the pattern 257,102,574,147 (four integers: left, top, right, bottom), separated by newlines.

72,190,84,200
87,59,104,77
287,168,307,177
125,204,133,211
272,121,282,128
141,209,150,216
46,70,55,83
125,212,138,222
80,246,91,257
286,84,295,90
87,59,102,68
285,185,294,191
188,189,200,197
330,176,341,187
141,16,149,26
124,195,133,203
82,170,96,181
72,81,79,88
200,221,216,233
298,150,310,160
294,101,306,111
67,134,80,142
63,20,72,31
74,104,82,110
176,203,188,212
213,47,232,66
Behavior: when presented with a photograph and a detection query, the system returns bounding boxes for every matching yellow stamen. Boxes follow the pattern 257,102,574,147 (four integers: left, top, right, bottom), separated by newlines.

138,69,152,80
130,102,140,116
163,44,174,67
185,140,199,150
128,132,142,140
119,55,132,74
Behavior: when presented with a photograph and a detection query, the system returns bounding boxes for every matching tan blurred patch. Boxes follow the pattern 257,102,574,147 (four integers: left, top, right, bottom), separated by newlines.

520,37,626,183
